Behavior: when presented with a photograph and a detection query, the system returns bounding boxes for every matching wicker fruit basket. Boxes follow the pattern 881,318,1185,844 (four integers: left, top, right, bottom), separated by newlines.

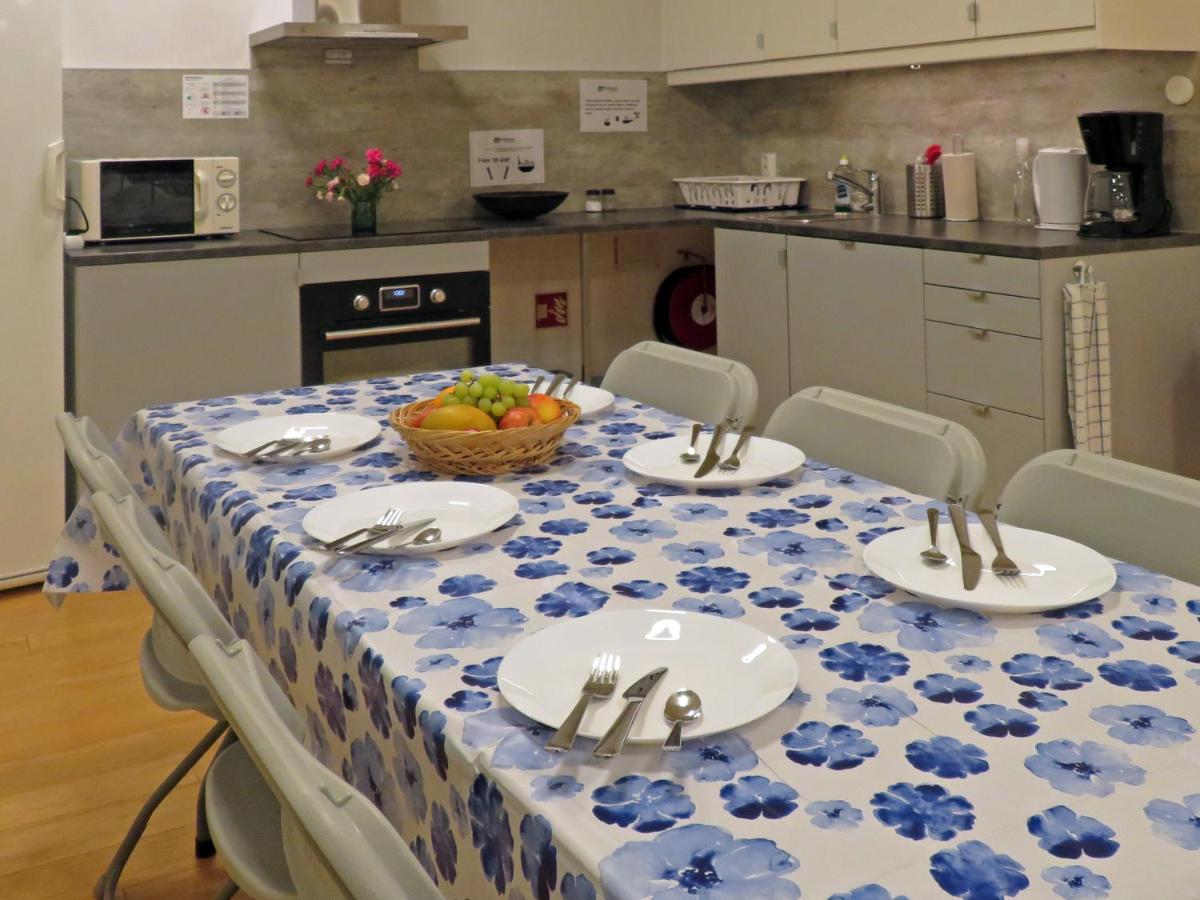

390,399,581,475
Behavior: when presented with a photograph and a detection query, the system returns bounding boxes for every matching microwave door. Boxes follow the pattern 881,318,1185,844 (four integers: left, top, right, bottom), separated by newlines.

99,159,195,240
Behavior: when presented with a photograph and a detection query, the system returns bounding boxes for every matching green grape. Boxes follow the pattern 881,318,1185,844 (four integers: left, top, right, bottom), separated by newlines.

453,383,469,399
516,396,531,407
479,373,500,389
468,381,483,398
461,395,477,407
514,383,530,399
460,369,474,383
442,396,461,407
483,386,498,400
502,395,516,410
498,380,515,397
477,398,493,415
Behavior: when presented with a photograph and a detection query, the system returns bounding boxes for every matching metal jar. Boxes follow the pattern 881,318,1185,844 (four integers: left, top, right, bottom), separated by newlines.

906,163,945,219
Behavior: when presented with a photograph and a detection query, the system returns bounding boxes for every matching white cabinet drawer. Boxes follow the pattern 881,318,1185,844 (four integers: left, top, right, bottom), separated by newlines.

924,285,1041,338
927,392,1046,508
924,250,1040,298
925,321,1043,417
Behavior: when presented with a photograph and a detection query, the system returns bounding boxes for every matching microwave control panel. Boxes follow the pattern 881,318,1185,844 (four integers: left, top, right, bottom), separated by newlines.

209,158,240,234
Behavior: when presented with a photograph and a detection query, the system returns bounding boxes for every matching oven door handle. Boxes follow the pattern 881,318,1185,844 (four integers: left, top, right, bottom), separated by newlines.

324,317,483,342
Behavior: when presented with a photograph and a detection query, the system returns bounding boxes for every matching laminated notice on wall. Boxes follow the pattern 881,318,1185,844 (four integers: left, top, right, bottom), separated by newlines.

469,129,545,187
183,75,249,119
580,79,647,132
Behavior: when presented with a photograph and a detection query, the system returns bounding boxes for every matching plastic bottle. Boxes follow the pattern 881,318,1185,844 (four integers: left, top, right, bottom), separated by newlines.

833,155,854,212
1013,137,1036,226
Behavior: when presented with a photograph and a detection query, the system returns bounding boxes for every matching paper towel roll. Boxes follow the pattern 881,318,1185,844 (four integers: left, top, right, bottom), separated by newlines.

942,152,979,222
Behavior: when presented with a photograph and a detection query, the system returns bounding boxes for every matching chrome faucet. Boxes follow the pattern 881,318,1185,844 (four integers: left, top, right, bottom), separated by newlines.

826,168,881,216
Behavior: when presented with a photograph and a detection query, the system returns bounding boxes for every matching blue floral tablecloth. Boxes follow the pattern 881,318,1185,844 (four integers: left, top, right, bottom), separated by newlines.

47,365,1200,900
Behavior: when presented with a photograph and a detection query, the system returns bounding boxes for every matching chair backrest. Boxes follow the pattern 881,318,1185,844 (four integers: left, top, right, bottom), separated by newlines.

56,412,137,499
600,340,759,428
999,449,1200,585
190,636,442,900
765,386,988,507
92,491,236,687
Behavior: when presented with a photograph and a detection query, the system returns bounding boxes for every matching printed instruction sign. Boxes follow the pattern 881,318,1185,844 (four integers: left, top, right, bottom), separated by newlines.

469,129,545,188
580,79,647,133
183,75,249,119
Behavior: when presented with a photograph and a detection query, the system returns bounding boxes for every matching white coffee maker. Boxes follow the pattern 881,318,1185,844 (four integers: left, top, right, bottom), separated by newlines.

1033,147,1090,231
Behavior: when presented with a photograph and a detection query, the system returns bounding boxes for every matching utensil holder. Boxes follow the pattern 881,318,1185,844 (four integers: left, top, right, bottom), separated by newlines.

906,163,945,219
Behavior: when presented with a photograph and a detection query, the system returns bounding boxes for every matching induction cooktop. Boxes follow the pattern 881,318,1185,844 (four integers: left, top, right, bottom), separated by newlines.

260,222,484,241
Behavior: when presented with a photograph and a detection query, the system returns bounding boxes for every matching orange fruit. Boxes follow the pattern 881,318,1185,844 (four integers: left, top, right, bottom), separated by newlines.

529,393,562,424
432,386,456,408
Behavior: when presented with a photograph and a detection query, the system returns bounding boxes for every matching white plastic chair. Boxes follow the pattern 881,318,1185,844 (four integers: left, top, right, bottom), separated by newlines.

55,412,136,500
88,489,238,900
190,636,443,900
601,340,759,428
765,386,987,508
998,449,1200,585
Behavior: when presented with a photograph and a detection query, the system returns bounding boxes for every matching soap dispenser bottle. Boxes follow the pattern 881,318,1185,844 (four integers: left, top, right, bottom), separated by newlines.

832,155,854,212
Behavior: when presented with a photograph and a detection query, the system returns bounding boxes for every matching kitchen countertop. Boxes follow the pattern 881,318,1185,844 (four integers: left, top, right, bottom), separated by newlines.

65,208,1200,266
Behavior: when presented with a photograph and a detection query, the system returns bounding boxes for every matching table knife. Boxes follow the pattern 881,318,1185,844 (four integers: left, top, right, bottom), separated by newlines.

693,424,727,479
948,503,982,591
335,517,436,555
593,666,668,758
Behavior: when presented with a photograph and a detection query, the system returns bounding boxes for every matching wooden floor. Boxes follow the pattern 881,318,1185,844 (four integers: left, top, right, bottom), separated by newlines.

0,584,230,899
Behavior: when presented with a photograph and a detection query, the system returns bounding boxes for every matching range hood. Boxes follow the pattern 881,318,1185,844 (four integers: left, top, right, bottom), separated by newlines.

250,0,466,50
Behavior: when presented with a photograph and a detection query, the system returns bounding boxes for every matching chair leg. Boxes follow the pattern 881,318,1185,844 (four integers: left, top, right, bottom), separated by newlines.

93,720,229,900
214,879,240,900
195,728,238,858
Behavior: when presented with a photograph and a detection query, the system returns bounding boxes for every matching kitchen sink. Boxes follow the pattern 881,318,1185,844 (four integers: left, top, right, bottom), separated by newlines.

744,210,878,225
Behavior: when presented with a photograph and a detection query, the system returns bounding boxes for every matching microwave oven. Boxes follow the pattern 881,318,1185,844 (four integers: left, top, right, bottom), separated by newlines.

68,157,240,243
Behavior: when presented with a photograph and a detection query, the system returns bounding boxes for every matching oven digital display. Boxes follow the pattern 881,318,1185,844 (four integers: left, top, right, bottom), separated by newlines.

379,285,420,312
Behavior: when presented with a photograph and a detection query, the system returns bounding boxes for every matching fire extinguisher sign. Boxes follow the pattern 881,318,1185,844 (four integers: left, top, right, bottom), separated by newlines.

535,292,569,329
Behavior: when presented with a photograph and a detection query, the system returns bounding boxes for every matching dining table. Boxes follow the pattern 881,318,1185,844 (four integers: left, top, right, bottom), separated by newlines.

46,364,1200,900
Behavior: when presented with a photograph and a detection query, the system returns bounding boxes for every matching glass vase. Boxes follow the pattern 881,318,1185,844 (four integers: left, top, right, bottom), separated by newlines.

350,200,378,235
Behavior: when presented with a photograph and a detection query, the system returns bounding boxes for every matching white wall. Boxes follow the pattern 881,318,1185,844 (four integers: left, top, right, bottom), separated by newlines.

62,0,293,69
407,0,663,71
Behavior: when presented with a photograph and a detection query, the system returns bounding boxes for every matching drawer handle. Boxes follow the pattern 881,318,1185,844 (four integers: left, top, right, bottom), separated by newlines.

839,240,856,249
969,254,986,264
969,404,992,417
968,291,987,302
968,327,990,340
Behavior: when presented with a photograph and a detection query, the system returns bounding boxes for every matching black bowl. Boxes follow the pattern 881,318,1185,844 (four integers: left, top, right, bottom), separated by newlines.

473,190,569,220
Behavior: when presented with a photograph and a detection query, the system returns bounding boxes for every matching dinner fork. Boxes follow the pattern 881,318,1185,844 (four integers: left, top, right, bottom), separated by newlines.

546,653,619,752
979,510,1020,578
718,426,756,471
324,506,404,552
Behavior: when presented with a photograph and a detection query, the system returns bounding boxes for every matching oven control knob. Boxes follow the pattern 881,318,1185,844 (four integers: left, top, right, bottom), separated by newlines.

216,168,238,188
430,288,447,304
353,294,370,311
217,193,237,212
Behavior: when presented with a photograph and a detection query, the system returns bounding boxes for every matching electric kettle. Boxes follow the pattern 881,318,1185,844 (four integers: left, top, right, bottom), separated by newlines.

1033,147,1089,231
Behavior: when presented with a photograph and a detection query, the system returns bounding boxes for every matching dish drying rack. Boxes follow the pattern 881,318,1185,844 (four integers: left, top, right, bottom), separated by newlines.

674,176,805,212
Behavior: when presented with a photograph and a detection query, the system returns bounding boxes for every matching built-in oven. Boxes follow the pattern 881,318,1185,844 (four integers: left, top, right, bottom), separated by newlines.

300,270,491,385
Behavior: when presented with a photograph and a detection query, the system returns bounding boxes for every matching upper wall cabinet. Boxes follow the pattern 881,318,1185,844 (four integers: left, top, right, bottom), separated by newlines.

836,0,976,54
662,0,763,70
974,0,1095,39
662,0,837,70
666,0,1199,86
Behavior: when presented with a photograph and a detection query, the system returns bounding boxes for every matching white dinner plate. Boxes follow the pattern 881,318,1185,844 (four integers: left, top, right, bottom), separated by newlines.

302,482,519,555
560,383,615,418
622,434,806,489
498,609,798,743
214,413,380,462
863,521,1117,614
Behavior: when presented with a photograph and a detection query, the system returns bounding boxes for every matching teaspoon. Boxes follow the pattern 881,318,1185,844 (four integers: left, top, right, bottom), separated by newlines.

663,689,703,751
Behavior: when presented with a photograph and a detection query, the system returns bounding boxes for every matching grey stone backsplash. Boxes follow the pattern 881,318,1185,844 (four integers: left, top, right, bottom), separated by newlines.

65,48,1200,230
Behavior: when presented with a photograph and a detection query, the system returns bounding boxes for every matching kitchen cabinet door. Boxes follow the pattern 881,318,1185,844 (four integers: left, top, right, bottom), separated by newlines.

975,0,1094,38
787,237,926,410
762,0,839,59
662,0,765,69
715,229,791,421
835,0,977,53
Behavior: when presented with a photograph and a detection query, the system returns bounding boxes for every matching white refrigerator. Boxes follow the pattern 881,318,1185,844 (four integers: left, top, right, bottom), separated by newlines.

0,0,65,588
